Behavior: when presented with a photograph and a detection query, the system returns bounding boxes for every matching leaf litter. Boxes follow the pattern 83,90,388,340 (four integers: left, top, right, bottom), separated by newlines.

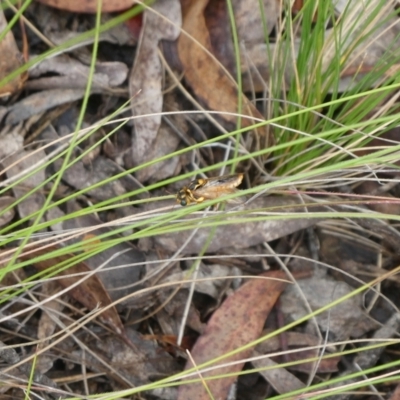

1,0,400,399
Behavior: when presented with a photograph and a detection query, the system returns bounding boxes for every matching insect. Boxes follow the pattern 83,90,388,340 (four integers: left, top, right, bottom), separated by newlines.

176,173,244,207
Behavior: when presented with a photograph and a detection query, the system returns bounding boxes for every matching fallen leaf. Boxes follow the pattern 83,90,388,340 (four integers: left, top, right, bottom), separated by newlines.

163,263,241,300
325,313,400,397
54,156,131,201
0,9,25,96
280,276,379,341
388,383,400,400
251,355,305,394
59,205,145,307
157,288,205,335
200,0,282,94
178,0,272,151
5,88,85,125
69,327,180,388
130,0,181,175
132,117,181,182
27,54,128,91
177,270,291,400
17,245,128,338
0,343,58,394
255,331,340,374
152,196,323,254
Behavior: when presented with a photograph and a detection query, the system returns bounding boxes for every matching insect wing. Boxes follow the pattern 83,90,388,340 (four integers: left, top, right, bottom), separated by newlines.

176,174,243,206
192,174,243,200
195,174,242,190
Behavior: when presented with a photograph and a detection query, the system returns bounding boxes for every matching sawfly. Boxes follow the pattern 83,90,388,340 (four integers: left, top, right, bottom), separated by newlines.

176,173,244,207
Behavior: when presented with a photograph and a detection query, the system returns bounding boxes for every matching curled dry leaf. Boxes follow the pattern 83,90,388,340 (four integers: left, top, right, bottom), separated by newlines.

177,270,295,400
130,0,181,174
35,0,135,13
178,0,272,150
0,9,25,96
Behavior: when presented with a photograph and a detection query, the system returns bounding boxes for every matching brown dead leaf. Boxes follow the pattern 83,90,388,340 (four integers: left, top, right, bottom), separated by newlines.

130,0,181,175
35,0,136,13
178,0,272,150
0,9,25,96
389,384,400,400
18,245,127,337
206,0,279,59
230,0,280,93
177,270,291,400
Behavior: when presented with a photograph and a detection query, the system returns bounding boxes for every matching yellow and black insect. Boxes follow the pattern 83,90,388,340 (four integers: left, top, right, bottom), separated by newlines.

176,173,244,207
